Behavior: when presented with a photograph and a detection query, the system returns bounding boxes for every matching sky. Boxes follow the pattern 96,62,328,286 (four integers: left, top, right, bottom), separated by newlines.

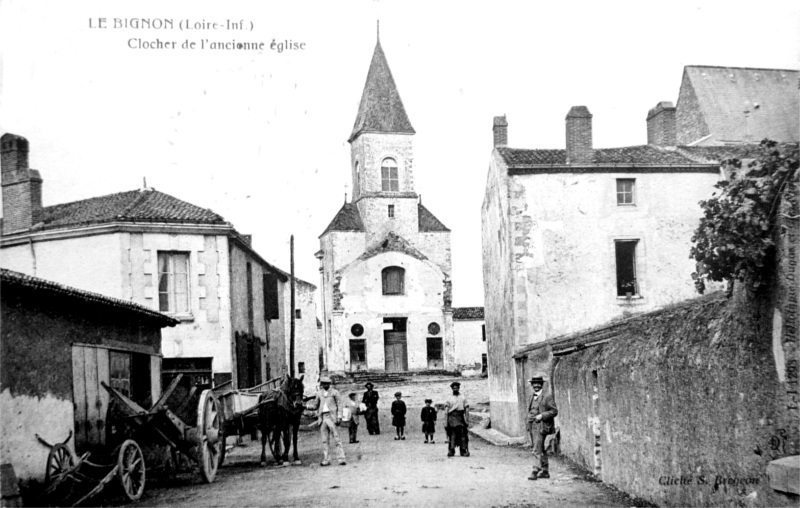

0,0,798,308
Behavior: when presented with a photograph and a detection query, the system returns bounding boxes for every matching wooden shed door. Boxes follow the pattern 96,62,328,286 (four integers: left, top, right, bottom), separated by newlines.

71,346,110,451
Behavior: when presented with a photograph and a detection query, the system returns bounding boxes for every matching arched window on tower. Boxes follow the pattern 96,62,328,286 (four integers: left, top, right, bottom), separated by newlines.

381,157,399,191
382,266,405,295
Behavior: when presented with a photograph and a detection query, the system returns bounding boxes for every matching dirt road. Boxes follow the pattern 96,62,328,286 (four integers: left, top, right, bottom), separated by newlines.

140,378,637,507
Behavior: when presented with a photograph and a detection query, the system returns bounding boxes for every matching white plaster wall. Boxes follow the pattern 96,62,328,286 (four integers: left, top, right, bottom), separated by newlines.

0,389,74,482
0,234,124,298
327,251,450,372
135,233,233,374
282,281,321,385
516,170,719,344
454,319,487,367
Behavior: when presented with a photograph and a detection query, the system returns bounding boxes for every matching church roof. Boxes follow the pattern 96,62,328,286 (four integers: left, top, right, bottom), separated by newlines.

319,202,365,237
27,188,228,232
453,307,484,321
679,66,798,144
418,203,450,232
357,231,428,262
348,40,415,143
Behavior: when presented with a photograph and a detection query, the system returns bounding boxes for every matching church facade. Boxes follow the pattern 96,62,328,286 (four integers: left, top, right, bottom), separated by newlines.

317,37,454,374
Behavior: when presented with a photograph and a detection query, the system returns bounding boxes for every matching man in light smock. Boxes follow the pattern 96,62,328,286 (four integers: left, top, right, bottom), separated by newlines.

309,376,346,466
444,381,470,457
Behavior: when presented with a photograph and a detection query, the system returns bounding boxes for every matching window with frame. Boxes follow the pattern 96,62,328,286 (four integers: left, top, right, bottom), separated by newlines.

158,252,190,314
295,309,302,319
381,266,405,295
615,240,639,296
616,179,636,206
381,158,399,191
298,362,305,374
388,204,395,218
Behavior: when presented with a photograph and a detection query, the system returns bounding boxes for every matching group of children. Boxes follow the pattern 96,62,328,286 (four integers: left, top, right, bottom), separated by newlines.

342,391,440,443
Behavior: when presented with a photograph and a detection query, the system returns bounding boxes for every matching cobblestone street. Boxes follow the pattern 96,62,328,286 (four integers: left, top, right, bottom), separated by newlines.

140,377,635,507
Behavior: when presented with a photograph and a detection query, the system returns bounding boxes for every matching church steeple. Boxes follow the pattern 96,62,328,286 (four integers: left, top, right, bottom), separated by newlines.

348,37,415,143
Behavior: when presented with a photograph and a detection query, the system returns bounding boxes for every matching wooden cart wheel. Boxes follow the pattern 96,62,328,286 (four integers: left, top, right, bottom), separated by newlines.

197,389,221,483
45,443,76,485
117,439,146,502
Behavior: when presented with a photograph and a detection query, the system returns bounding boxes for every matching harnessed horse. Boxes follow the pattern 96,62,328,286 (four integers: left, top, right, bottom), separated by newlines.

258,374,306,466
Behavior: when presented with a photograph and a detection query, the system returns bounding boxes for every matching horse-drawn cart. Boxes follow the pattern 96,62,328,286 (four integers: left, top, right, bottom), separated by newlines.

39,371,222,506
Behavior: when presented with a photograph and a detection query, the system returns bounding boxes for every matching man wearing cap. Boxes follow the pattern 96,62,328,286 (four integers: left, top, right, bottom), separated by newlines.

444,381,470,457
309,376,346,466
362,382,380,435
526,376,557,479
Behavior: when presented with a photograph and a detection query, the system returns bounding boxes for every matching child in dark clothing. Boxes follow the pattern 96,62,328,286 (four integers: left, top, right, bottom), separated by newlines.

421,398,437,443
391,392,407,440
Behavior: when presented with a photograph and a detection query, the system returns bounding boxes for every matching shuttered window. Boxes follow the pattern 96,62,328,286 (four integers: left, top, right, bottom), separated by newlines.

381,266,405,295
263,272,279,320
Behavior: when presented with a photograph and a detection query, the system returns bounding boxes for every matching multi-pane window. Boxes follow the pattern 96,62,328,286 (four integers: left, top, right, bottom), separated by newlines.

615,240,639,296
381,266,405,295
158,252,189,314
388,205,395,218
616,179,635,205
295,309,302,319
381,158,399,191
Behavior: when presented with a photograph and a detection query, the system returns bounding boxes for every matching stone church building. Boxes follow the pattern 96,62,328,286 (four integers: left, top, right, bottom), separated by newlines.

317,37,453,374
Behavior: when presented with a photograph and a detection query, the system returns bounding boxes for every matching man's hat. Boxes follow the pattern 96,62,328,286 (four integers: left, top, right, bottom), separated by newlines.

424,398,433,403
450,381,461,388
529,376,545,384
348,392,357,397
364,382,374,388
320,376,332,384
394,391,402,396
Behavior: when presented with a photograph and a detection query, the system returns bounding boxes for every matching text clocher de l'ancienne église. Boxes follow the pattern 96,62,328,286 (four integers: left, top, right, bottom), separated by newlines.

128,39,305,52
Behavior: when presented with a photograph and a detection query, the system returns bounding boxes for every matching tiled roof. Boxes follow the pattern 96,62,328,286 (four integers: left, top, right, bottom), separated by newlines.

681,66,798,144
349,40,415,142
497,145,710,167
1,268,178,326
453,307,484,320
320,202,364,237
37,189,227,231
418,204,449,232
676,144,764,163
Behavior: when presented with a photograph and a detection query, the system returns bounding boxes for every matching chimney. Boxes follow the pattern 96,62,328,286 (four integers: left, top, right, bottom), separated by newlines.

646,101,677,146
1,133,43,235
493,115,508,147
566,106,593,164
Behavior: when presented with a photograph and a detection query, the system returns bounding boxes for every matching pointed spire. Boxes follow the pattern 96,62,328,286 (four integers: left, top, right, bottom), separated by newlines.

348,35,415,143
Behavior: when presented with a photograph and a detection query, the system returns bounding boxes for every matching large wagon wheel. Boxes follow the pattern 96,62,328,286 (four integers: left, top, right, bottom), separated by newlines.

117,439,145,502
197,389,221,483
45,443,76,485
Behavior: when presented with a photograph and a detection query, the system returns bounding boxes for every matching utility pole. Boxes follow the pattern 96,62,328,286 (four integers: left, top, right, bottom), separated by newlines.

290,235,296,377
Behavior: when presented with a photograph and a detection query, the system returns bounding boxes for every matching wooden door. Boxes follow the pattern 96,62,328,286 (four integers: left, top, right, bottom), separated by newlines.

384,332,407,372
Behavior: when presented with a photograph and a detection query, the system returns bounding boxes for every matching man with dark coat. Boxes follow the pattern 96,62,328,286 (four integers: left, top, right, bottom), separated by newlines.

362,382,380,435
526,376,557,479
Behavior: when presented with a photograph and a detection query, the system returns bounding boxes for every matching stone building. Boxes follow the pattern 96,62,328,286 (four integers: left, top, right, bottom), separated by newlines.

452,307,487,375
676,65,798,146
0,268,177,486
0,133,315,389
317,37,453,374
481,106,726,436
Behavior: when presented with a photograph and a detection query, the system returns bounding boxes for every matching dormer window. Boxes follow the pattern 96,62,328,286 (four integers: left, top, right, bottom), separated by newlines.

381,158,399,191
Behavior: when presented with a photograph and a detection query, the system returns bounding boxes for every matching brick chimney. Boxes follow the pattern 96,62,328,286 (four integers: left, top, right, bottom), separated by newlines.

565,106,593,164
493,115,508,147
2,133,43,235
646,101,677,146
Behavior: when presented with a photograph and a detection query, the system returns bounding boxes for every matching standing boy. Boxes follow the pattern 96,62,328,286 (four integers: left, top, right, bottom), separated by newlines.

420,399,437,444
391,392,407,440
344,392,361,444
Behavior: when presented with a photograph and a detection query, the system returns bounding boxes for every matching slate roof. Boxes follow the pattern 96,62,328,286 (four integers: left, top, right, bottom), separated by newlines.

496,145,709,167
453,307,484,320
348,40,415,142
33,189,227,231
680,66,799,144
320,202,365,237
418,204,449,232
1,268,179,326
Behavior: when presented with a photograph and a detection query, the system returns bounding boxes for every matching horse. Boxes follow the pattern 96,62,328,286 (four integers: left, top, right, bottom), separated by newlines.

258,374,305,466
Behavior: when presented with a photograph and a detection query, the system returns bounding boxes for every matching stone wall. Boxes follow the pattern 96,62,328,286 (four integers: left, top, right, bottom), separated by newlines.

552,188,799,506
676,71,710,146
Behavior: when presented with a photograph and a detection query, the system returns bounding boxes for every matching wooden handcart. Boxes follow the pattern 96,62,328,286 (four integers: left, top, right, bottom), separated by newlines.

39,373,222,506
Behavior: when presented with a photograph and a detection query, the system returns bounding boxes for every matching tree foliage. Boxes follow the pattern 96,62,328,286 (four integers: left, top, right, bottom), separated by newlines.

690,140,799,294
